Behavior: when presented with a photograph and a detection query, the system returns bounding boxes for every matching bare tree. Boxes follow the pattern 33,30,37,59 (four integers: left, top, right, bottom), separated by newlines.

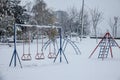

109,16,119,38
53,6,90,38
60,6,90,38
109,18,113,35
67,6,78,37
90,8,103,42
114,17,118,37
78,9,90,37
32,0,55,25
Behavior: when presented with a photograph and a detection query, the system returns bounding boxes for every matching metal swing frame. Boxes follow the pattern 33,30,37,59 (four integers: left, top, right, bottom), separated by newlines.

9,24,74,67
21,30,32,61
9,23,22,68
35,29,45,60
48,41,57,59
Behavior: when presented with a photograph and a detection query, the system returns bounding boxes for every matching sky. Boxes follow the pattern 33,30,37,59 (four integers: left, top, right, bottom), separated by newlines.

21,0,120,17
21,0,120,34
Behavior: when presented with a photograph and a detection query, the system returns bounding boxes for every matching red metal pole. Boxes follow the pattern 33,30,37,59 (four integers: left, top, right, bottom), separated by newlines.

23,35,25,55
109,32,120,48
108,32,113,58
110,46,113,58
89,44,99,58
37,31,38,54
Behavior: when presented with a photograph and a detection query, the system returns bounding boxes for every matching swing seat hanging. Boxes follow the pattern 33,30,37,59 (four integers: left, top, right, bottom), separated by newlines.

35,53,45,60
21,54,32,61
48,52,56,59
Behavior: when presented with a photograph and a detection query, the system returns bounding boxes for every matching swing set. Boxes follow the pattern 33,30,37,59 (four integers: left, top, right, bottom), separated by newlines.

47,42,57,59
21,27,55,61
21,28,32,61
35,29,45,60
9,24,81,68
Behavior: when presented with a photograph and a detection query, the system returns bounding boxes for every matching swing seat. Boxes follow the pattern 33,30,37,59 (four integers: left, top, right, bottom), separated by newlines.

35,53,45,60
21,54,32,61
48,52,56,59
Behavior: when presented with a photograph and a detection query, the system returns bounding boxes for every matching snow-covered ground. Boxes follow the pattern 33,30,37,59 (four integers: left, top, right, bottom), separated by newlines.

0,37,120,80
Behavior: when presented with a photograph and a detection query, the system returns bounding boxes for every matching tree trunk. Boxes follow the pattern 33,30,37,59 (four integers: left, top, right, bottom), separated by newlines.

94,28,98,43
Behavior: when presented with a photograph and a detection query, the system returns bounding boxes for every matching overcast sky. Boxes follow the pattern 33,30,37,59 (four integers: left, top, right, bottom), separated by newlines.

21,0,120,16
21,0,120,33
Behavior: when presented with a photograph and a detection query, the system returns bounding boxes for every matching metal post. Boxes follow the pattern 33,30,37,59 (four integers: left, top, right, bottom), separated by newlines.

59,28,62,62
54,28,68,63
80,0,84,41
9,23,22,68
14,23,17,67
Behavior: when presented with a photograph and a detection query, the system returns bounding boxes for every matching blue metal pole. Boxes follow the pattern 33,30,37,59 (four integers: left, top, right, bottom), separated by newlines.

14,23,17,67
66,38,81,55
9,23,22,68
9,23,16,67
59,28,62,63
54,28,68,63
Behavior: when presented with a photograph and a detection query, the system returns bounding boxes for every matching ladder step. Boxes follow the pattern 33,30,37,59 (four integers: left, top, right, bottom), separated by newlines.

100,51,107,52
99,46,109,58
98,54,108,58
110,43,116,46
100,49,109,52
99,45,105,47
99,42,106,47
100,50,109,53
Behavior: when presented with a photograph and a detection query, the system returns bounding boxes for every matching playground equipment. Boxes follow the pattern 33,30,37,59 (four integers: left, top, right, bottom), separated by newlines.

9,24,81,68
21,29,32,61
53,28,68,63
63,38,81,55
9,23,22,68
35,29,45,60
42,37,58,59
89,32,120,60
42,29,81,63
47,28,57,59
48,42,57,59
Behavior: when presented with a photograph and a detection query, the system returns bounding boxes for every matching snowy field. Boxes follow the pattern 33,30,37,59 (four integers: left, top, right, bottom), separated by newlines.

0,37,120,80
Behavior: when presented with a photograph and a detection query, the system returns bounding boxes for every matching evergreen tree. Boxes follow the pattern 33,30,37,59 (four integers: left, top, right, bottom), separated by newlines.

0,0,27,40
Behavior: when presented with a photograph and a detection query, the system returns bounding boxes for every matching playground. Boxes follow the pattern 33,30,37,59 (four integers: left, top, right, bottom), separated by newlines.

0,0,120,80
0,31,120,80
